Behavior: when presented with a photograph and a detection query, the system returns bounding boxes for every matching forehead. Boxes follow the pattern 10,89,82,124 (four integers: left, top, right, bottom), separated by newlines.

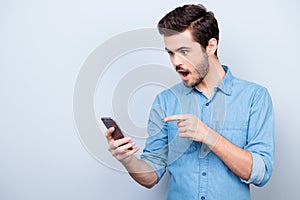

163,29,201,51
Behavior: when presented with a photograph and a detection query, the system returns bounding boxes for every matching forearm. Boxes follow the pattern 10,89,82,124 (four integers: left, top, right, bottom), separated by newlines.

205,128,252,180
121,156,158,189
105,127,158,189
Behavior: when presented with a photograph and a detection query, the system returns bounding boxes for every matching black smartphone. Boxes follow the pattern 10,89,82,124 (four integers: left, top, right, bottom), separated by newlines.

101,117,133,150
101,117,125,140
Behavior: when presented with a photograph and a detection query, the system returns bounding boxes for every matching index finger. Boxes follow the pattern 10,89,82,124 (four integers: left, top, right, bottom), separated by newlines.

164,114,185,122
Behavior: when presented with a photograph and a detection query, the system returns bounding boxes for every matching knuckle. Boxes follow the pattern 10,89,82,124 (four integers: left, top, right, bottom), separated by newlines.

125,151,132,157
111,150,117,157
109,141,115,147
108,143,114,151
115,155,122,161
114,147,122,154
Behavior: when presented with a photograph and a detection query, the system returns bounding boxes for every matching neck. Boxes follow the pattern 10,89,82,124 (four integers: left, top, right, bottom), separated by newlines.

197,58,225,98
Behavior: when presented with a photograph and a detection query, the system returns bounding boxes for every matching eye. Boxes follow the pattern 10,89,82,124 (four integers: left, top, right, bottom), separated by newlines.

167,51,174,56
181,50,189,55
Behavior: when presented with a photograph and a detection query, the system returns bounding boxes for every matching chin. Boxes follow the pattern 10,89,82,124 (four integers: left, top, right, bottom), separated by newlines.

183,79,203,88
182,81,194,88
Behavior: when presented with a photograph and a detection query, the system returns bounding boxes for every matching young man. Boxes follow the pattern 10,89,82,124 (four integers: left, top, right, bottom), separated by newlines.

105,4,274,200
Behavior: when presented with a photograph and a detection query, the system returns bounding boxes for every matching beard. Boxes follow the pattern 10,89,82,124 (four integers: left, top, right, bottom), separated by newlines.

182,54,209,88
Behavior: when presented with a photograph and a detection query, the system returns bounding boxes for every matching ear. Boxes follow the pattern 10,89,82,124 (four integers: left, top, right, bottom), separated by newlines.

206,38,218,56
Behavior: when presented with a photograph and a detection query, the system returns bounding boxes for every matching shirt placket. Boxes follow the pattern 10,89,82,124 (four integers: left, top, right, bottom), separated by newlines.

198,96,212,200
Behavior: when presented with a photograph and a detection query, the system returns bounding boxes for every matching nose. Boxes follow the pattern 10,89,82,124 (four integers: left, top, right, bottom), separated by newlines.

170,53,183,68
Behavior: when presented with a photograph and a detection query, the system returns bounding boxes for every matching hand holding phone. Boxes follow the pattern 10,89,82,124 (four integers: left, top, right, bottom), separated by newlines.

101,117,133,150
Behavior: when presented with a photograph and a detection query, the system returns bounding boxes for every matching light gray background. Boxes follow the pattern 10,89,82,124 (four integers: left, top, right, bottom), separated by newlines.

1,0,299,199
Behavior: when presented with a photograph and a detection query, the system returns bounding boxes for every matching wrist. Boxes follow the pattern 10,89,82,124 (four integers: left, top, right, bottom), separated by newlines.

121,155,136,168
203,127,221,149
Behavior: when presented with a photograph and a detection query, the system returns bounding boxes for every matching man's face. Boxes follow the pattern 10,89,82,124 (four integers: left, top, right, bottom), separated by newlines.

164,29,209,88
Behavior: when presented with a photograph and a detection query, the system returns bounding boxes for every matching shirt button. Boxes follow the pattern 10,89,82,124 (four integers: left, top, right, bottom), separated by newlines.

202,172,206,176
191,146,197,151
201,196,205,200
205,103,209,106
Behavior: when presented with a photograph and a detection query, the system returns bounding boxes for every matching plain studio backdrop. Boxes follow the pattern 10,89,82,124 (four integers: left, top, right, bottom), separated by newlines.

0,0,299,199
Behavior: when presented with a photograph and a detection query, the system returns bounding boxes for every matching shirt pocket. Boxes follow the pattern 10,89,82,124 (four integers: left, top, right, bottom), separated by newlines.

167,124,197,155
213,120,248,148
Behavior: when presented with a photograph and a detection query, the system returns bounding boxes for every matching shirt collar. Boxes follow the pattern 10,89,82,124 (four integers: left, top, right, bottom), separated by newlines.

184,65,233,96
184,84,195,95
217,65,233,96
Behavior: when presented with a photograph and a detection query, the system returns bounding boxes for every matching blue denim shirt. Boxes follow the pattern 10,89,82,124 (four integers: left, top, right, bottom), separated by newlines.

141,66,274,200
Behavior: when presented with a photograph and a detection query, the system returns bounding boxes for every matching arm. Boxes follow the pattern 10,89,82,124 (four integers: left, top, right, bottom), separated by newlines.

164,114,252,180
165,87,275,186
205,128,252,180
105,127,158,188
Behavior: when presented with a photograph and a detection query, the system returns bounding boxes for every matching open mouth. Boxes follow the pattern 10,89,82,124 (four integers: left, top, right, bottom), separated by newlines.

176,66,190,79
180,71,189,77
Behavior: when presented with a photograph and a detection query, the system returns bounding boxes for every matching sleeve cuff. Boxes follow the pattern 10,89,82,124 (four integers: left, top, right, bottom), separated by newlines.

140,153,167,181
241,152,265,185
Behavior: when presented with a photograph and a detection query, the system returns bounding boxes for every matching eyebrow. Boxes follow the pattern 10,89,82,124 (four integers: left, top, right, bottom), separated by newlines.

165,46,191,53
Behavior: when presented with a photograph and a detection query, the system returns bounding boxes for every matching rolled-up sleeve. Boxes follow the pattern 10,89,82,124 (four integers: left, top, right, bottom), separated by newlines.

141,95,168,181
241,87,274,186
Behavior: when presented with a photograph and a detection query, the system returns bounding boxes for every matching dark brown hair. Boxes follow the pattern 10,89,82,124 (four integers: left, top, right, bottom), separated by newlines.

158,4,219,56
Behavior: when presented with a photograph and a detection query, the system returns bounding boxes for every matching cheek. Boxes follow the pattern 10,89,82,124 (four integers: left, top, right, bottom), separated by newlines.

183,55,198,68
